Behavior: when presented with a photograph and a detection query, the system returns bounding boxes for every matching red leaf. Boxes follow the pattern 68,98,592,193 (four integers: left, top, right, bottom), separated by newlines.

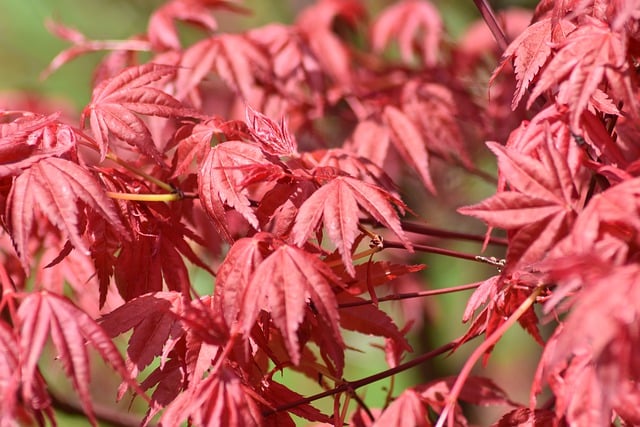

176,34,269,104
336,292,412,353
383,105,436,194
260,380,331,424
492,17,575,110
160,367,263,427
198,140,277,240
171,118,249,177
213,233,273,330
83,63,195,162
18,292,142,427
529,17,632,129
372,389,427,426
338,261,425,295
6,158,126,270
100,292,187,377
292,175,412,276
241,244,345,372
371,0,443,67
0,111,78,177
246,106,298,157
459,140,581,269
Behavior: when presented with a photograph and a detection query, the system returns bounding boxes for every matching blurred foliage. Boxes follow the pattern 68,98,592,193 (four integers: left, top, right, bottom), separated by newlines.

0,1,542,426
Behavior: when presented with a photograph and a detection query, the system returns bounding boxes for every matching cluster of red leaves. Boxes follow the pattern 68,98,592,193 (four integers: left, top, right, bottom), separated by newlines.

1,0,640,426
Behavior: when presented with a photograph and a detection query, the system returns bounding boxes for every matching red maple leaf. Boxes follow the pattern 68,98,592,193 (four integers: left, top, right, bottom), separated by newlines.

175,34,269,104
171,117,249,177
82,63,196,162
528,17,634,129
146,0,248,51
292,175,412,276
160,367,263,427
0,318,54,425
383,105,436,194
100,292,187,379
17,292,144,427
212,232,273,330
240,242,345,373
198,140,282,241
0,111,78,177
459,138,583,270
371,0,443,67
492,17,575,110
246,106,298,157
6,157,127,270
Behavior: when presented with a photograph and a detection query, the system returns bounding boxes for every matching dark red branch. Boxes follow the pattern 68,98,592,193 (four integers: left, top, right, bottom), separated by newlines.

338,283,480,308
49,390,152,427
263,336,478,418
472,0,509,52
384,240,488,263
399,220,508,246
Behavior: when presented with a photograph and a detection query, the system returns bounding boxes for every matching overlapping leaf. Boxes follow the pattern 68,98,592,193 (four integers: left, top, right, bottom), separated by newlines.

292,175,412,276
82,63,195,162
493,17,575,110
383,105,436,194
6,157,126,270
160,367,263,427
0,111,78,177
198,140,281,241
246,106,298,157
459,139,582,270
213,232,274,330
240,243,345,373
175,34,269,104
17,292,143,427
528,17,632,128
100,292,187,378
371,0,443,67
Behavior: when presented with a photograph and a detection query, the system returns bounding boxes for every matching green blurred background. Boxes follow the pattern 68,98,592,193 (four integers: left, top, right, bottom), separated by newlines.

0,0,542,425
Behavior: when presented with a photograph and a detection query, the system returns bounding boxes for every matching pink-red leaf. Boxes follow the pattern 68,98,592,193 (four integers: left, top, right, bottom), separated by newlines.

459,140,581,269
160,367,263,427
241,244,345,373
371,0,443,67
292,175,412,276
18,292,142,427
100,292,186,377
6,157,126,270
383,105,436,193
528,18,631,129
246,106,297,157
83,63,194,162
198,140,277,240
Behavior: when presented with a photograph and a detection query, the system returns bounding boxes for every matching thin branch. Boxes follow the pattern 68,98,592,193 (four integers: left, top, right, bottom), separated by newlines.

472,0,509,52
435,286,543,427
398,220,508,246
384,240,489,263
337,283,481,308
263,335,479,418
49,390,153,427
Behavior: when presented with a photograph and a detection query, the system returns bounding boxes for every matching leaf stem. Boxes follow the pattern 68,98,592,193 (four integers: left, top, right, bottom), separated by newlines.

435,286,542,427
337,282,481,308
106,192,183,202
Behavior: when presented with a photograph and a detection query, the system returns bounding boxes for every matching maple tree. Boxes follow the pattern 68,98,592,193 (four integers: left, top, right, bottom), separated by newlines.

2,0,640,425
